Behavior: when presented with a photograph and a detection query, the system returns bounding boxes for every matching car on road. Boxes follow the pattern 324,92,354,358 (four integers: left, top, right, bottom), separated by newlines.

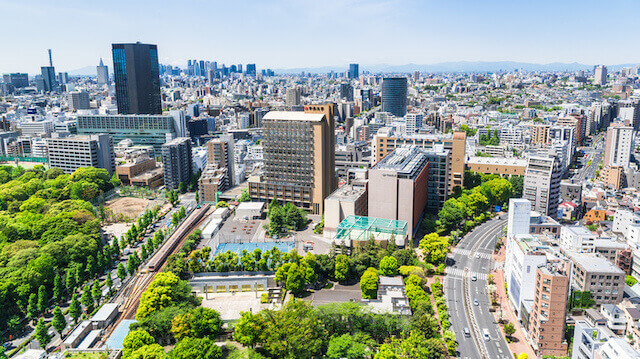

464,327,471,338
475,253,480,258
474,298,479,306
483,328,490,341
471,275,477,281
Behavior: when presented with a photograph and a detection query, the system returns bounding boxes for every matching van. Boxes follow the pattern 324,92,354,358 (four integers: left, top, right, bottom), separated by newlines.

463,327,471,338
483,328,490,341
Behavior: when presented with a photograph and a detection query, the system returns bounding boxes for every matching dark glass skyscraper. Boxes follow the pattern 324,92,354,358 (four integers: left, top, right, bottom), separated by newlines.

348,63,359,79
381,77,408,117
112,42,162,115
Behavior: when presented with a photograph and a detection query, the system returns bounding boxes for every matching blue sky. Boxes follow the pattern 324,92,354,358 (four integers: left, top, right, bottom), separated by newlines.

1,0,640,74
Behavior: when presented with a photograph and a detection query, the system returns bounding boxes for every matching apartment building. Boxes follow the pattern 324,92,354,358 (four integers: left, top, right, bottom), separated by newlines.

603,124,633,168
47,134,115,174
569,253,625,305
523,156,562,218
161,137,192,190
527,264,569,357
560,225,596,253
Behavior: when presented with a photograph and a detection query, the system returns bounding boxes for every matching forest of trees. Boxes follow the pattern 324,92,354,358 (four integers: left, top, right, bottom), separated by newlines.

0,165,117,333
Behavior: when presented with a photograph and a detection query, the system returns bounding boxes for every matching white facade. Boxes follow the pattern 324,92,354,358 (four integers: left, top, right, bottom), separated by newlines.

604,125,633,168
404,113,423,135
613,210,640,237
508,198,531,238
560,225,596,253
192,146,208,173
598,338,640,359
628,224,640,247
504,234,548,316
523,156,562,218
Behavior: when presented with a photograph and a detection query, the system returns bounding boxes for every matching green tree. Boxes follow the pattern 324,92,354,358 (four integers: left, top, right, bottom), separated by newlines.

438,198,466,231
509,175,524,198
327,333,373,359
360,267,379,299
503,322,516,337
233,311,262,348
419,233,450,264
178,182,186,194
626,275,638,287
285,263,306,295
118,262,127,281
168,337,222,359
379,256,398,276
35,318,51,348
375,331,444,359
171,307,223,340
66,267,76,293
27,293,38,320
52,306,67,336
106,272,113,293
136,272,197,320
238,189,251,202
335,254,349,282
81,285,94,313
37,285,48,314
122,329,156,358
69,293,82,324
128,344,167,359
53,273,63,303
92,280,102,304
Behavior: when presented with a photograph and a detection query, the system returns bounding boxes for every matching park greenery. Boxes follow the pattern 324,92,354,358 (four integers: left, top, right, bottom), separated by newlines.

0,165,124,334
264,199,308,236
479,128,500,146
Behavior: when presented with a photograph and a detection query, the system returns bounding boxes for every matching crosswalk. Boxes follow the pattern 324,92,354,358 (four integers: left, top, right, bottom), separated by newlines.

445,267,488,280
451,248,492,259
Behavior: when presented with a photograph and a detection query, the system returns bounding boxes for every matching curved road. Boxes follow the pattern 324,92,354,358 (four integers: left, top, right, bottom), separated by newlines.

444,217,511,359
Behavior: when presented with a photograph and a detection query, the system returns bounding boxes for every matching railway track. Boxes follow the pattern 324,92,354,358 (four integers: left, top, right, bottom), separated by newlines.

95,205,212,347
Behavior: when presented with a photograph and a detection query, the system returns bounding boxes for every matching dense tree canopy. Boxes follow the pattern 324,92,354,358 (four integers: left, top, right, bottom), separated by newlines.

0,165,113,332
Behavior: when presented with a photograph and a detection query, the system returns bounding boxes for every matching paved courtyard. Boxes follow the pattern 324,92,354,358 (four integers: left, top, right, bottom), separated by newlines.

199,292,268,321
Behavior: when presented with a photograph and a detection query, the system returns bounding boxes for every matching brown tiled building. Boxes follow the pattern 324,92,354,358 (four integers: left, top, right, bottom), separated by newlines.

531,124,550,145
115,157,164,188
248,105,337,214
527,264,569,357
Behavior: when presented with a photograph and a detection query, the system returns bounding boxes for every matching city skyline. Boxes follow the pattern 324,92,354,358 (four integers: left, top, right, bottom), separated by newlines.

3,0,640,74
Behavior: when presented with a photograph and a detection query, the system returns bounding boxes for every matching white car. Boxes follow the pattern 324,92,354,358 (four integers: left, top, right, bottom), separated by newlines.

471,275,477,281
474,298,479,306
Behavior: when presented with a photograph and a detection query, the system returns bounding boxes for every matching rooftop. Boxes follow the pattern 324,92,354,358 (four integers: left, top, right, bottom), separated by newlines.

570,252,624,274
326,184,367,202
263,111,325,122
373,146,429,179
91,303,119,322
467,156,527,167
336,215,407,243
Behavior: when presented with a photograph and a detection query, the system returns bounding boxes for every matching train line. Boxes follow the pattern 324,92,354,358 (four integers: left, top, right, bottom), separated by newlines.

95,204,211,347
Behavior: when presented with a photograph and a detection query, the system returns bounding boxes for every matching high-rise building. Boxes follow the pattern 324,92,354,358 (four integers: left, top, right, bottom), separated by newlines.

199,136,235,202
245,64,256,76
248,107,336,214
206,136,235,185
381,77,408,117
68,91,90,111
77,114,177,154
58,72,69,84
368,146,429,235
97,58,109,85
423,144,450,212
285,87,301,107
527,264,569,356
603,123,633,168
618,98,640,130
112,42,162,115
348,63,359,79
523,156,562,218
46,134,115,174
40,49,57,93
340,83,353,101
405,113,423,135
162,137,193,190
594,65,608,85
3,73,28,88
507,198,531,238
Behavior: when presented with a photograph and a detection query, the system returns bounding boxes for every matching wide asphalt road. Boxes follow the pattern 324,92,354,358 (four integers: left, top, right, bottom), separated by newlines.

444,217,510,359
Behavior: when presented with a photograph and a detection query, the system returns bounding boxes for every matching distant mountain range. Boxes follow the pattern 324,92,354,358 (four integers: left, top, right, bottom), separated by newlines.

65,61,640,76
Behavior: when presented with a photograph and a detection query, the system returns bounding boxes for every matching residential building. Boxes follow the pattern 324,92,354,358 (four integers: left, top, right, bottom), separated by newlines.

600,304,627,335
368,146,429,235
560,225,596,253
206,136,235,186
68,91,90,110
162,137,192,190
569,252,625,305
248,106,336,214
595,65,608,85
571,320,615,359
613,209,640,237
285,87,301,107
47,134,115,174
603,124,633,168
532,124,550,144
112,42,162,115
508,198,532,238
523,156,562,218
423,144,450,212
198,165,229,203
527,264,569,357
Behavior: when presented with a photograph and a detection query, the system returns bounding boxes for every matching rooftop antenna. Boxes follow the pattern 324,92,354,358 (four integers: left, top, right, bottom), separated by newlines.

48,49,53,67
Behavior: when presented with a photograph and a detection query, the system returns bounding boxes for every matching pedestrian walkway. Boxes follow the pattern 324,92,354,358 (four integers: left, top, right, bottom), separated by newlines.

451,248,492,259
491,246,537,359
444,267,488,280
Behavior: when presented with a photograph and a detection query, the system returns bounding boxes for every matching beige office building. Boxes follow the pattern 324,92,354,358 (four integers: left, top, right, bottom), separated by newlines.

248,105,336,214
372,130,465,192
532,124,550,145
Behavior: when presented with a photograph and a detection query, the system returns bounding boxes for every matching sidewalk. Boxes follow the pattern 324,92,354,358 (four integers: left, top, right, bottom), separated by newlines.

492,246,537,359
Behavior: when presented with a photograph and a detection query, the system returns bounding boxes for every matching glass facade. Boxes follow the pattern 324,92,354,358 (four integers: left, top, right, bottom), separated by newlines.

112,43,162,115
382,77,408,117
